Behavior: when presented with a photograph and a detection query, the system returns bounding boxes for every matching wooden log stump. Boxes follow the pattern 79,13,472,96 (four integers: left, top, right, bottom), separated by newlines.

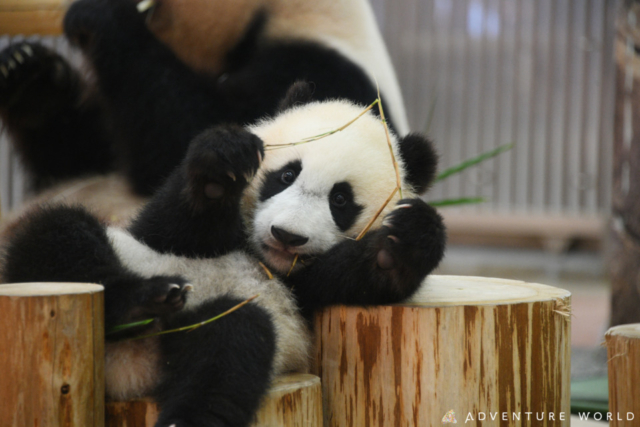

105,374,323,427
312,275,572,427
606,324,640,425
0,282,105,427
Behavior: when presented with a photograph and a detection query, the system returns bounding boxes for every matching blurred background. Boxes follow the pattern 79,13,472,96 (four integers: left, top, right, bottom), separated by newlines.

0,0,636,422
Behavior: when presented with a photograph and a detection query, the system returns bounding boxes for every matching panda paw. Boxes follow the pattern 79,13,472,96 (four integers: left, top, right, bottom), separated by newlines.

185,125,265,208
138,276,193,316
375,198,446,276
64,0,145,51
0,42,72,110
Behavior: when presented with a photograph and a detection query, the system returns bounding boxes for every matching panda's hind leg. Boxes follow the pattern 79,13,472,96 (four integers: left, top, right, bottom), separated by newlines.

0,42,113,188
154,297,276,427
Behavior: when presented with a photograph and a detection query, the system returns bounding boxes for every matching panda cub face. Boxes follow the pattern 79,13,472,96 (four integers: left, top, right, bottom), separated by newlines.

244,100,418,273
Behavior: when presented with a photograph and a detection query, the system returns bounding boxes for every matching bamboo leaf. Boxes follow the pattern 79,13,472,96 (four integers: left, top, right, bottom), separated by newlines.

107,318,154,335
429,197,486,207
435,143,514,183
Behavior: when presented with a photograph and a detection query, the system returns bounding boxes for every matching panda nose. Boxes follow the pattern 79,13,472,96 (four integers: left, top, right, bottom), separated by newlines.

271,226,309,247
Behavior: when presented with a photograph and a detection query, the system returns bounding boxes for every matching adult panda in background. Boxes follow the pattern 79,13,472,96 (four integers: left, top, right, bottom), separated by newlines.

1,86,445,427
0,0,408,200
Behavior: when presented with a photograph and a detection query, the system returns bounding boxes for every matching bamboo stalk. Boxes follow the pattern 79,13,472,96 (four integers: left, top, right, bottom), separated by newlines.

264,100,379,151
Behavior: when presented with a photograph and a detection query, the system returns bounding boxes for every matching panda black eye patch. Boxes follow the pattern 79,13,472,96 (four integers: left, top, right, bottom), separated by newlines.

259,160,302,201
329,182,363,232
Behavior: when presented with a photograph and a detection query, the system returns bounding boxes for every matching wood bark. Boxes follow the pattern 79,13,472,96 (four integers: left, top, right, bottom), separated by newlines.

312,275,572,427
610,0,640,326
105,374,323,427
0,282,105,427
606,324,640,425
0,0,67,35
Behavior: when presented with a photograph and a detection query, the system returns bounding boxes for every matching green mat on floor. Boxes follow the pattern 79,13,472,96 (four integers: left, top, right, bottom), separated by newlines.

571,377,609,414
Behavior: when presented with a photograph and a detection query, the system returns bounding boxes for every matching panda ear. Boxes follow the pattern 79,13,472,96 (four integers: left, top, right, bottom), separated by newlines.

398,133,439,195
277,81,314,112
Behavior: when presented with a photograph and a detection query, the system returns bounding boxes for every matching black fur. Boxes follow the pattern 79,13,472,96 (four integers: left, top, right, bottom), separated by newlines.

285,198,446,317
397,134,439,194
329,182,363,232
277,80,315,112
1,0,395,195
155,297,276,427
0,205,190,328
258,160,303,202
225,9,268,72
0,42,113,188
128,125,263,257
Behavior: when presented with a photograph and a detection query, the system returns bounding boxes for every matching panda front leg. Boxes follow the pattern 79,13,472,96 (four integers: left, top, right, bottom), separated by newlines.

128,125,263,258
286,199,447,313
0,42,112,188
154,297,276,427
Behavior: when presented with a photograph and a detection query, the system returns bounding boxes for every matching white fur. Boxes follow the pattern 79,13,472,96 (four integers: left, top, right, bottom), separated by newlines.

244,100,417,272
252,186,341,273
105,228,311,400
105,335,162,400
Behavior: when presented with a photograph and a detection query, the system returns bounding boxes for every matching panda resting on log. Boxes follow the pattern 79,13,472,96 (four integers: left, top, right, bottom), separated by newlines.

0,81,446,427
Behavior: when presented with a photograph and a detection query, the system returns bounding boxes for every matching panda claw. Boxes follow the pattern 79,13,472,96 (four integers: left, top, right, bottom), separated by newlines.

227,171,237,182
13,52,24,64
7,59,16,70
257,150,263,164
21,45,33,56
394,204,412,210
136,0,155,13
0,65,8,78
184,284,194,292
168,284,181,291
387,235,400,244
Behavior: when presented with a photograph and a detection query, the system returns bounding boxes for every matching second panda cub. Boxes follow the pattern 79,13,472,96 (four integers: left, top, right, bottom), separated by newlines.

2,85,446,427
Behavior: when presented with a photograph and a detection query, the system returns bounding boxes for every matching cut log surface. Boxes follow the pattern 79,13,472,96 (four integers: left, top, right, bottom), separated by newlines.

105,374,323,427
0,282,105,427
606,324,640,426
312,275,572,427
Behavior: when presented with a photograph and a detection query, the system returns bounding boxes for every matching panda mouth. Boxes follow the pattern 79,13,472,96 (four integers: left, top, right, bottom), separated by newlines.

262,243,299,259
260,243,312,272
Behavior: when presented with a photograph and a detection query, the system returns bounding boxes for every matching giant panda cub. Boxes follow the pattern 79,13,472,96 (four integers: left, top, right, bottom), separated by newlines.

0,0,408,198
1,85,446,427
